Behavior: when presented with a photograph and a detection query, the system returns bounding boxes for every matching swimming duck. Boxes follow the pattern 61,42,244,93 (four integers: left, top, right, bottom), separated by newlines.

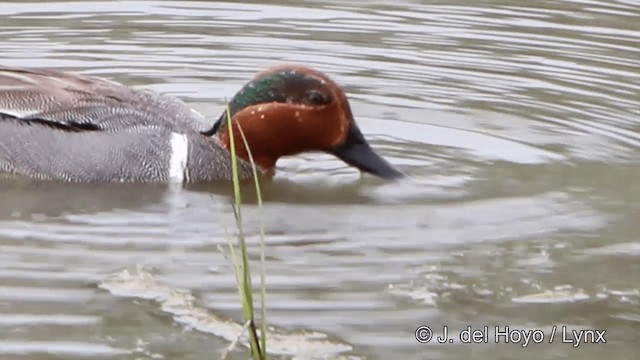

0,64,404,182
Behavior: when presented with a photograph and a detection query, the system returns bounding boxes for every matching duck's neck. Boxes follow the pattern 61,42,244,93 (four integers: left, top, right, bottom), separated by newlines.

215,131,277,173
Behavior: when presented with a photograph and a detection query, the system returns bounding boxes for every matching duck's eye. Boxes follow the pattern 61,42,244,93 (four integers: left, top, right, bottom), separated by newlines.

306,90,329,105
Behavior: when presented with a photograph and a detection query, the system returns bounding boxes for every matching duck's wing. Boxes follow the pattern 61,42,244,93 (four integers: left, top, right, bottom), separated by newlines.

0,66,210,133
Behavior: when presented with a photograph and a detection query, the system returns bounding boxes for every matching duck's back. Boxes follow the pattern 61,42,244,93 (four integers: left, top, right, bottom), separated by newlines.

0,66,233,182
0,66,210,133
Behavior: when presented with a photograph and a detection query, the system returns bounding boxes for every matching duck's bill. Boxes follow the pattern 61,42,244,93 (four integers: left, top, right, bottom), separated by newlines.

329,123,405,180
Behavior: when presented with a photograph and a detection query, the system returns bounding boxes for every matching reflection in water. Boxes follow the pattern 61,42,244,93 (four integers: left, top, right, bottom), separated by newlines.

0,0,639,359
0,179,169,218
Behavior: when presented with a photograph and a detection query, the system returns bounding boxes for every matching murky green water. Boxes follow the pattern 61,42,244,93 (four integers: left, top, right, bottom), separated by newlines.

0,1,639,359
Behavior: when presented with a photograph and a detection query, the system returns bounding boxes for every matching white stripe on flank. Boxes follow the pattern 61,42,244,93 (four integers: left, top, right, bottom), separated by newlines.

0,108,41,118
169,133,189,182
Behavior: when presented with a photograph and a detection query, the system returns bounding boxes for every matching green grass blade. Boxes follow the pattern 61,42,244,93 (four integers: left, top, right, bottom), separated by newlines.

236,122,267,354
224,105,265,360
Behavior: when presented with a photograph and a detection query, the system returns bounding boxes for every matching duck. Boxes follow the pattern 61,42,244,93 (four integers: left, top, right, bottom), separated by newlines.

0,64,404,183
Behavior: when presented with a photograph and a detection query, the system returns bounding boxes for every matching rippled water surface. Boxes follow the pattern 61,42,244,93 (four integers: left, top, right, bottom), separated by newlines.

1,0,639,359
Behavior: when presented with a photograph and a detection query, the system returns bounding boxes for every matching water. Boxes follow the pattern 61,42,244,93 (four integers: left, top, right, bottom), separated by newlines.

0,0,639,359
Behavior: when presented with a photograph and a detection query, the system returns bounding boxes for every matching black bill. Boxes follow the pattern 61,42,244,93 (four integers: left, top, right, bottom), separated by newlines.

329,123,405,179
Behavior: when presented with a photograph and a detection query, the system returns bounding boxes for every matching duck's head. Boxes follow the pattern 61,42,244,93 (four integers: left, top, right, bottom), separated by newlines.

205,65,405,179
